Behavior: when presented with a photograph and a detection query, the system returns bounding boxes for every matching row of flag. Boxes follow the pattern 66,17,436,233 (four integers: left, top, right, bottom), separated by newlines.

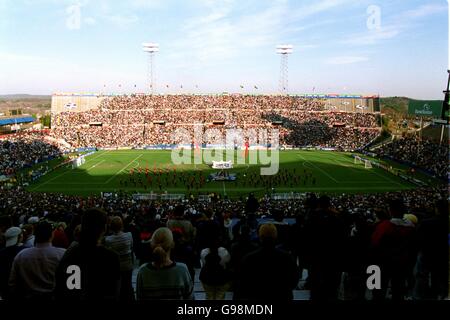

105,85,353,92
103,84,261,89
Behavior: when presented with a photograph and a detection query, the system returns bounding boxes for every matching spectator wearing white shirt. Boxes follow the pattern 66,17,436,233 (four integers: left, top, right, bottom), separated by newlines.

9,221,65,300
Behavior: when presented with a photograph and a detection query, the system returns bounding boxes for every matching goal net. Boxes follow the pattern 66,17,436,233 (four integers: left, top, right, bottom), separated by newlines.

354,156,372,169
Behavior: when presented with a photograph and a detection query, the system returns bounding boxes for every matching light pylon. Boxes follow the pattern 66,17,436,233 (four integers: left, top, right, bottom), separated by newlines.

142,42,159,94
276,45,293,95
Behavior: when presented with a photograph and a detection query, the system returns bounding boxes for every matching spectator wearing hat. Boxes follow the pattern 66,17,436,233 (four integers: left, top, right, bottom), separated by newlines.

234,223,298,300
28,216,39,225
0,227,25,299
9,221,65,300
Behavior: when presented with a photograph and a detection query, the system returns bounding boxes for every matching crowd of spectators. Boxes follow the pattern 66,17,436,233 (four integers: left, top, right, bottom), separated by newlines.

0,96,447,302
0,131,62,176
375,136,448,179
52,95,380,150
0,185,448,301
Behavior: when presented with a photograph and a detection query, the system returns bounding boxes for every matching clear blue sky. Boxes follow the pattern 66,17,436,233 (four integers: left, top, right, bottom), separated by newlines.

0,0,448,99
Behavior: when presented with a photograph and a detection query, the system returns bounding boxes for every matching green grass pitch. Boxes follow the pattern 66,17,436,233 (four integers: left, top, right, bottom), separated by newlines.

27,150,415,197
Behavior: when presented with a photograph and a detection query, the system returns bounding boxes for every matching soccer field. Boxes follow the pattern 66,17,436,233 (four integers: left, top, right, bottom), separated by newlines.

27,150,415,197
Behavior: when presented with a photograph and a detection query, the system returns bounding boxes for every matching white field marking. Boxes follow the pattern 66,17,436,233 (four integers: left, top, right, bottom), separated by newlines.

323,154,405,186
336,153,405,186
85,160,105,171
339,181,393,184
83,150,110,164
29,169,72,191
297,153,339,183
30,154,108,191
330,156,370,175
315,152,359,170
132,160,141,168
367,166,406,187
331,154,407,186
103,154,143,184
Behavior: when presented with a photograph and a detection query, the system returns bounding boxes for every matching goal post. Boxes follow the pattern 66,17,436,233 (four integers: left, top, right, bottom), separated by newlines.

353,155,372,169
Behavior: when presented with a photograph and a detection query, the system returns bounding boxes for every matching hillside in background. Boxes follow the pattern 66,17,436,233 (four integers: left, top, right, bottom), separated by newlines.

380,97,410,115
0,94,51,100
0,95,51,115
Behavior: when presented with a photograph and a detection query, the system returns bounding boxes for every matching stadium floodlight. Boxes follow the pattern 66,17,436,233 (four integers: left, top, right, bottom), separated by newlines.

440,70,450,143
142,42,160,94
276,44,293,95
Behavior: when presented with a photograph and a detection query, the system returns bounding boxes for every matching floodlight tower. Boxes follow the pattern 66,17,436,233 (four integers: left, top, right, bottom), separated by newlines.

276,45,293,95
443,69,450,117
142,42,160,94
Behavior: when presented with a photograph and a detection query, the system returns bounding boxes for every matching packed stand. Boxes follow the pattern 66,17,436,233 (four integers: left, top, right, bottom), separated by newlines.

0,186,448,301
374,136,448,179
0,131,63,176
52,95,380,150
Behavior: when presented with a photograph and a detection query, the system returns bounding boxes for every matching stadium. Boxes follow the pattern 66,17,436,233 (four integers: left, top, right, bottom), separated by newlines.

0,1,449,308
1,87,448,302
29,92,402,197
19,92,439,199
